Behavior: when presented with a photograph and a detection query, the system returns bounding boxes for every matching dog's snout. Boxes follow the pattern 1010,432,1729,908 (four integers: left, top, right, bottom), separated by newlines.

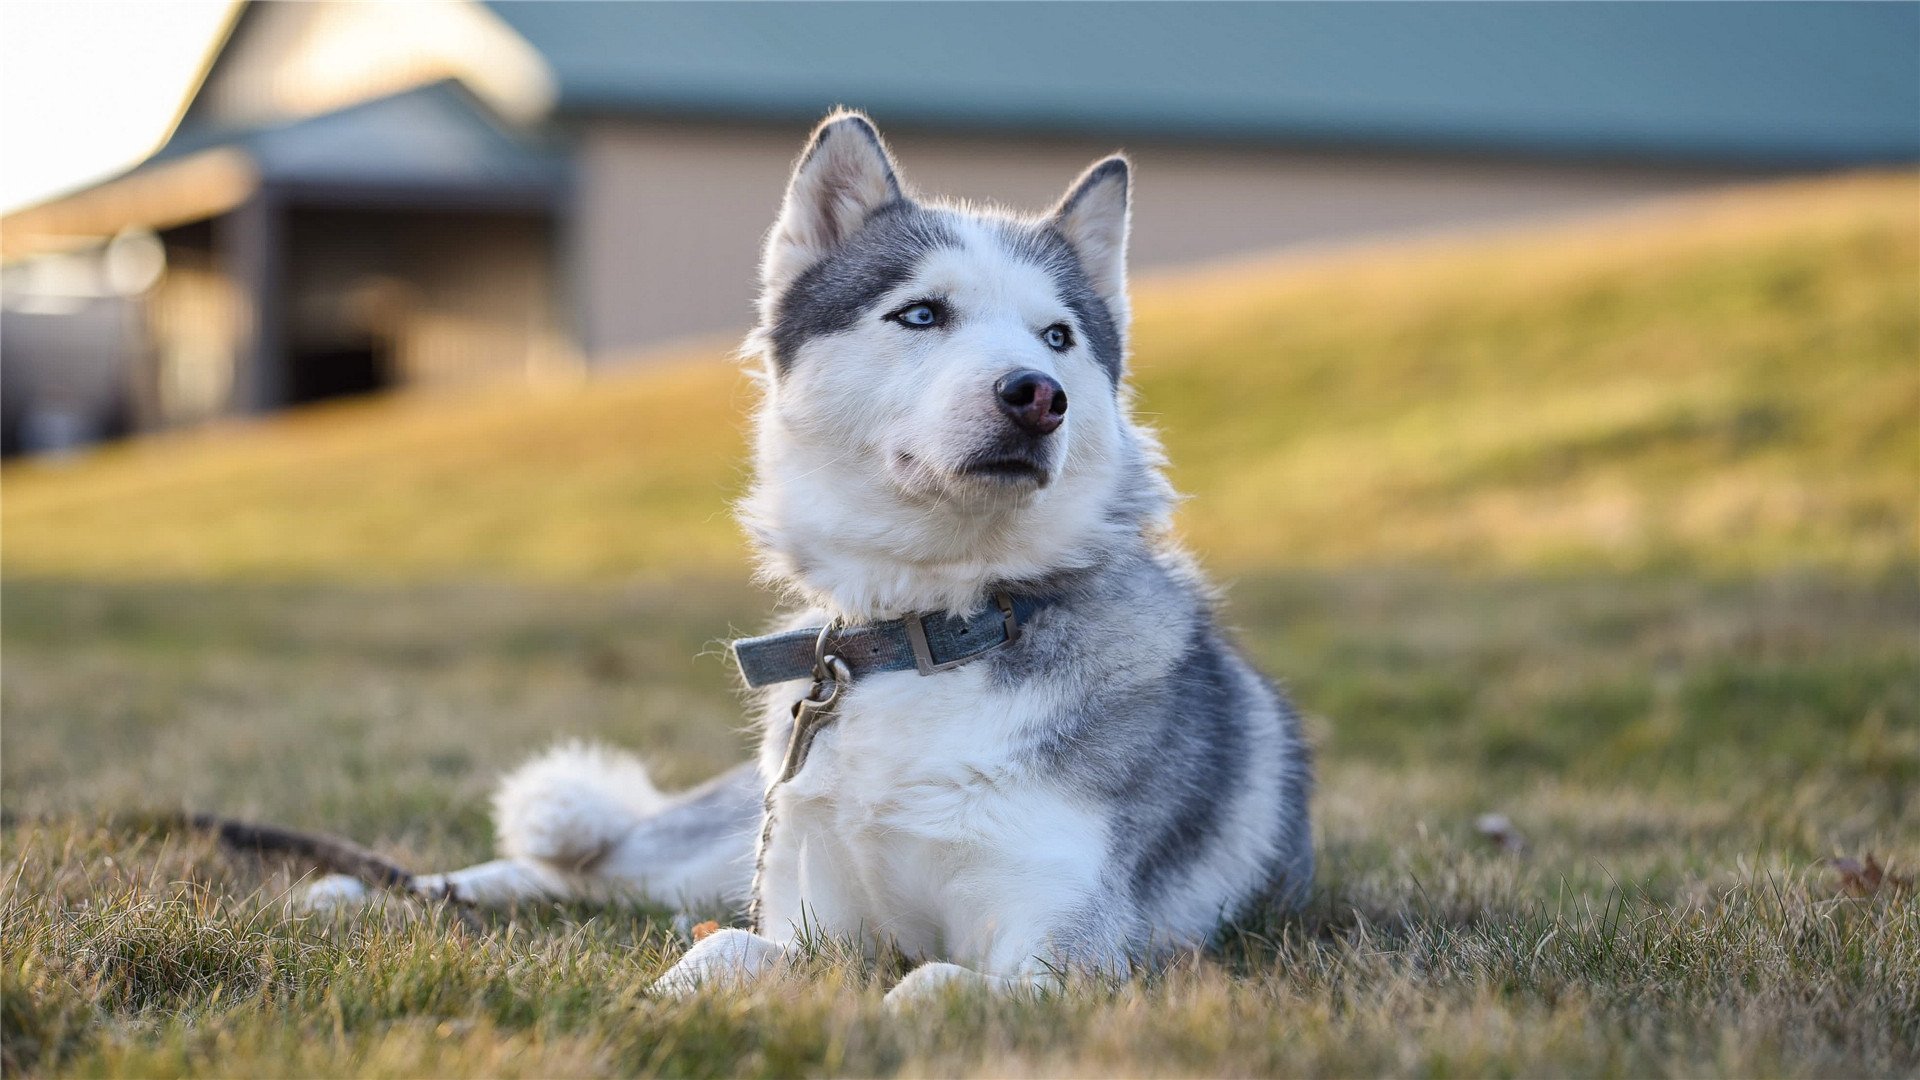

994,370,1067,436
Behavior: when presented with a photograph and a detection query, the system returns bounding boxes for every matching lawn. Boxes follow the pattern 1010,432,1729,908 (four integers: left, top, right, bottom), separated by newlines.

4,172,1917,1077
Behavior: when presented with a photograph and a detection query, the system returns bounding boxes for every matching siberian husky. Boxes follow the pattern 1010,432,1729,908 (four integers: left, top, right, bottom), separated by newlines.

307,112,1313,1005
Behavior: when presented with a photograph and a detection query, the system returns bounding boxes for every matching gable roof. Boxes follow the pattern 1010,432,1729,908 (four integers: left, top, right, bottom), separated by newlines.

172,0,553,142
486,0,1919,165
1,80,561,259
160,79,562,199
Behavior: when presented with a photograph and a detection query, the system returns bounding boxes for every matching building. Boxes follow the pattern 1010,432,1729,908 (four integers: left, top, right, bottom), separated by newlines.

3,0,1915,453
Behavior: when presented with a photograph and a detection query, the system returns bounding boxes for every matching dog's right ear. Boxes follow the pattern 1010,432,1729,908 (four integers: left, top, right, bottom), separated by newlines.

763,111,904,294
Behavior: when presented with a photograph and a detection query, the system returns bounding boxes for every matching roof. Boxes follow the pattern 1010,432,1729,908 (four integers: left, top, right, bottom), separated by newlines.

158,79,564,199
10,0,1912,251
487,0,1920,165
2,81,562,259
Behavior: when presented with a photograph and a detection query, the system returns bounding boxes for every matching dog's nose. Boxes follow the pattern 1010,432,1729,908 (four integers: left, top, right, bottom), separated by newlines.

994,370,1067,436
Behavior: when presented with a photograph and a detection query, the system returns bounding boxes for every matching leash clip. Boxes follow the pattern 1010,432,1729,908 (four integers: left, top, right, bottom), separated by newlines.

778,620,850,782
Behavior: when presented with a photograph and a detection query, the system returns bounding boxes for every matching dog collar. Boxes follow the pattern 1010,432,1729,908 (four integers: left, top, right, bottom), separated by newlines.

731,593,1048,688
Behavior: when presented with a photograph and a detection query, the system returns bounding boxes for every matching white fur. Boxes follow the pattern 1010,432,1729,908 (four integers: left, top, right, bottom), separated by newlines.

655,121,1190,994
651,928,791,998
761,109,904,298
740,214,1145,619
1053,156,1133,325
303,742,754,912
493,741,665,867
746,661,1128,970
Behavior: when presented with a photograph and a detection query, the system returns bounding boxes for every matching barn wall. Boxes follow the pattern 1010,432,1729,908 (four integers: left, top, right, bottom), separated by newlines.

570,119,1763,361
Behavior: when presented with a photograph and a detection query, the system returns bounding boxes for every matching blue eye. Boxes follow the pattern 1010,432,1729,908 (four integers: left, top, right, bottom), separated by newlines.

1042,324,1073,351
889,301,946,329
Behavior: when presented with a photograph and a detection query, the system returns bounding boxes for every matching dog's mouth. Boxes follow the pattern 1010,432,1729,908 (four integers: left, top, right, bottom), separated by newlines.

889,448,1054,496
957,454,1050,488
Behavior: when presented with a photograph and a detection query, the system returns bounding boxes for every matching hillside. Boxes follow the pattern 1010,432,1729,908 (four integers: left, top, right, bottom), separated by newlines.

4,171,1914,581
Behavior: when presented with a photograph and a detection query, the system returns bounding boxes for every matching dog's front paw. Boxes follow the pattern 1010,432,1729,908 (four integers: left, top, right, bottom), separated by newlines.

650,928,788,998
883,962,998,1011
301,873,371,911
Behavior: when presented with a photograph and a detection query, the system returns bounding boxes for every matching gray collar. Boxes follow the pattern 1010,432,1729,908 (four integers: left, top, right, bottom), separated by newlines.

731,593,1049,687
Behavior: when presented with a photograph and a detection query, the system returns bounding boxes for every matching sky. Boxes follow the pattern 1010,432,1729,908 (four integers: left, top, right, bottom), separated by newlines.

0,1,237,214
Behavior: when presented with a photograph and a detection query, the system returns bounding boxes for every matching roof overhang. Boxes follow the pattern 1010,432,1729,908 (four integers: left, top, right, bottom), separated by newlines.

1,79,566,264
0,149,258,262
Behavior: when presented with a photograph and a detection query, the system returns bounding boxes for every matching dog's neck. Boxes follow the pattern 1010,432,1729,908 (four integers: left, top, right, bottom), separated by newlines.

742,460,1162,622
747,500,1141,620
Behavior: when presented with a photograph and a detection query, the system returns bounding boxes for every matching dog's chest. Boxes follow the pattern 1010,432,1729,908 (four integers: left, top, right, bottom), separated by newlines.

766,667,1090,952
785,668,1028,838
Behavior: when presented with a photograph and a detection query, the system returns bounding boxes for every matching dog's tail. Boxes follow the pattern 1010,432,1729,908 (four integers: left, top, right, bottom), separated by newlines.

491,741,670,870
150,743,721,906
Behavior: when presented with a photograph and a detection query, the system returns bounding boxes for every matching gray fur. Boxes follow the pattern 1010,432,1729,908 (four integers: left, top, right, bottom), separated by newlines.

767,202,956,374
996,546,1314,940
625,760,763,872
797,115,901,201
768,204,1124,382
1058,157,1131,216
995,220,1126,381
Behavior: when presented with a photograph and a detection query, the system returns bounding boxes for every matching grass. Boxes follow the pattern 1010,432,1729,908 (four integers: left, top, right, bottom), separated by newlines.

4,171,1919,1076
5,574,1915,1076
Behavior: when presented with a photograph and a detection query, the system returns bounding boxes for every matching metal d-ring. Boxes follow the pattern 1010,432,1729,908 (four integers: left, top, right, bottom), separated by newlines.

798,652,851,712
811,618,842,683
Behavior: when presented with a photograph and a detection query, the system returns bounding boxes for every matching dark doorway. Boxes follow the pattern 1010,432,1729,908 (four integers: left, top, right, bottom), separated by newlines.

284,341,389,405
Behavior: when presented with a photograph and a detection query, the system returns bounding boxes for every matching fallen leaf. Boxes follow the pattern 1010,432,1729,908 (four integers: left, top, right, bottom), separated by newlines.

691,920,721,940
1829,854,1913,897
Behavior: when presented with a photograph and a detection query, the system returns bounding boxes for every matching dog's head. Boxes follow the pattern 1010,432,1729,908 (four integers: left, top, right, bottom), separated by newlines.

741,112,1172,616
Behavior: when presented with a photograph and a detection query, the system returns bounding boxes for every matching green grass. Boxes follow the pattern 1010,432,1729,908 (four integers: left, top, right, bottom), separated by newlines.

4,172,1919,1076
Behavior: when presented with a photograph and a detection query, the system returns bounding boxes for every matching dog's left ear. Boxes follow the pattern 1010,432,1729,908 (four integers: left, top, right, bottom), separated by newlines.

1051,155,1131,318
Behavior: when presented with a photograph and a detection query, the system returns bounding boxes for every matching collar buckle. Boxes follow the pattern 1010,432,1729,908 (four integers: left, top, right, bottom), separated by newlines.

901,592,1022,676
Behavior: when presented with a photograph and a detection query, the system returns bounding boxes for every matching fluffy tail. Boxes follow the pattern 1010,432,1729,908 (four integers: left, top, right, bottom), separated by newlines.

491,741,670,870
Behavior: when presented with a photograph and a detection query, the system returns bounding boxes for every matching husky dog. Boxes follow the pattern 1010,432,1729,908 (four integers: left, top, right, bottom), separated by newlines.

306,112,1312,1005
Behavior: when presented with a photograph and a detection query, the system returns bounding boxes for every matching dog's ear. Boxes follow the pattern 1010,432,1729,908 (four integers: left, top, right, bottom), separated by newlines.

1051,155,1131,318
764,111,904,293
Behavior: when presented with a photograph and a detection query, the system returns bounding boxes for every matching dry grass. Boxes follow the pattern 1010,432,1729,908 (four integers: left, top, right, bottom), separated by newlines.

4,574,1916,1077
